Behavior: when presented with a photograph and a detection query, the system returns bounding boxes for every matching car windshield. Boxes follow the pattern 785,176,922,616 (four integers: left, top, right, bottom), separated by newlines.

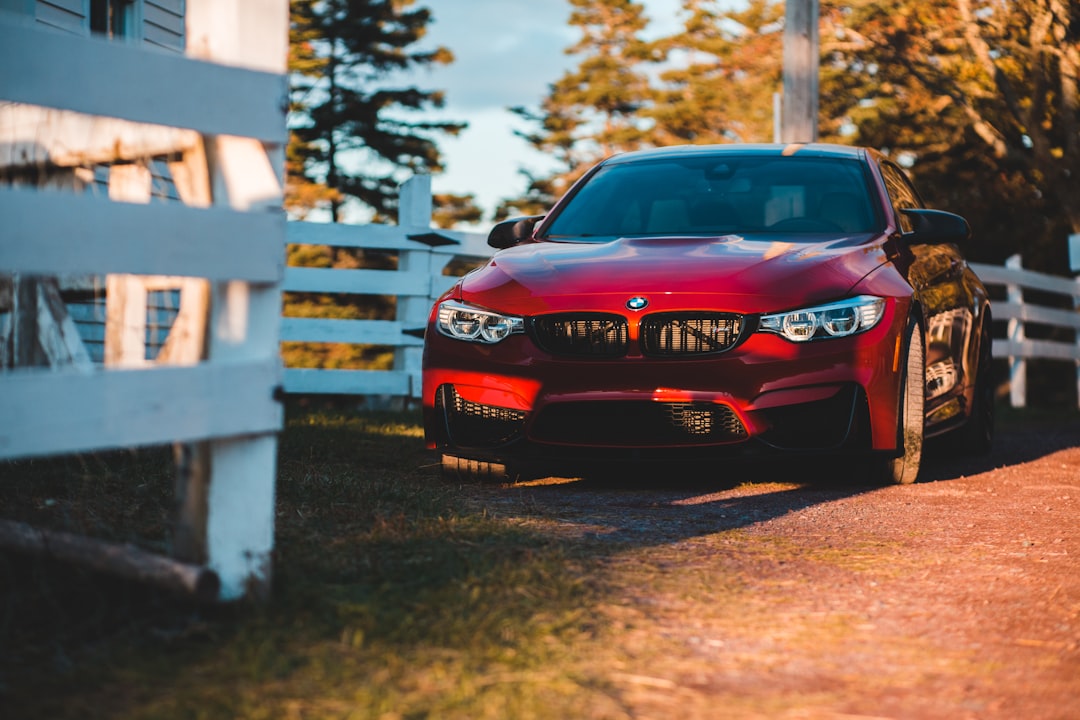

542,155,879,242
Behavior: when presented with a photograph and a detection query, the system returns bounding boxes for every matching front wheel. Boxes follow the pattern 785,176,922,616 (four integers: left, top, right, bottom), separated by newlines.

881,318,925,484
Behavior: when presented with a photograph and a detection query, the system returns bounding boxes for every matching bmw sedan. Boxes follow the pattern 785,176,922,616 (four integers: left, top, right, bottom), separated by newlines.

422,143,993,484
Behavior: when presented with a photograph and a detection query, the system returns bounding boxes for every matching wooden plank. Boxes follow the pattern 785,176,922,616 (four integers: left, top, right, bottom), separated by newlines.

105,164,153,367
0,188,284,282
429,231,494,258
992,339,1080,362
280,317,423,346
36,278,93,367
34,0,84,33
143,0,183,45
971,263,1080,297
0,360,283,460
143,23,185,53
0,519,220,602
39,0,80,13
283,368,411,396
991,301,1080,330
0,17,287,143
286,220,469,251
283,267,430,297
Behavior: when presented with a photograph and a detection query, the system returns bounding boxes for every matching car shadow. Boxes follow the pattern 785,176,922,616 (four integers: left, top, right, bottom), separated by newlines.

482,457,879,550
481,420,1080,552
921,416,1080,481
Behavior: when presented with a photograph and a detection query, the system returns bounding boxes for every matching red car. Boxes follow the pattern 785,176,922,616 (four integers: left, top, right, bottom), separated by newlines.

422,143,993,484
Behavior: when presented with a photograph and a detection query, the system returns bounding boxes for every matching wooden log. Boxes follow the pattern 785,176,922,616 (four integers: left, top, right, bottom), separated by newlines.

0,519,220,602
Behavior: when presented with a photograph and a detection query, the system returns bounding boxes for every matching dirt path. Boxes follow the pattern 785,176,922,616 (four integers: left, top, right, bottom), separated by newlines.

469,420,1080,719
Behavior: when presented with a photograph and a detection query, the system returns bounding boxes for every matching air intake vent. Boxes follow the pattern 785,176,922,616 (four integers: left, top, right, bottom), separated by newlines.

640,313,744,355
530,314,629,357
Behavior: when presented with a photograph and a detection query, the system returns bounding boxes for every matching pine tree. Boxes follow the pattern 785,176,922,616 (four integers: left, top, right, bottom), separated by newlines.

288,0,466,222
648,0,784,145
499,0,657,216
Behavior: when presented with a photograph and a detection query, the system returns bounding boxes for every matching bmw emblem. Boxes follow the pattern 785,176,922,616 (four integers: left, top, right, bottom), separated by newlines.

626,296,649,311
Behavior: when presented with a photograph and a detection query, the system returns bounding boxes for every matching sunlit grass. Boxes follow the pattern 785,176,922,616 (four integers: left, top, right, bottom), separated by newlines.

0,408,623,719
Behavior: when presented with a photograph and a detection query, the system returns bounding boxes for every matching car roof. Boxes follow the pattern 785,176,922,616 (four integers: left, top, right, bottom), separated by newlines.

602,143,871,166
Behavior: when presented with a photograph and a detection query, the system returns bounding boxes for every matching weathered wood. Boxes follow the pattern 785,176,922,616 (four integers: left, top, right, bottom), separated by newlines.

105,163,153,367
166,133,213,570
0,360,283,460
9,274,90,368
35,277,93,367
0,519,219,602
13,276,44,366
0,104,198,170
0,15,288,143
172,441,210,564
781,0,819,143
0,187,285,282
104,274,148,366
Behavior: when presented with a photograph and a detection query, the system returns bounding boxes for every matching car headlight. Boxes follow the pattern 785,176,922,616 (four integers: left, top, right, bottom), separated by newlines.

759,295,886,342
436,300,524,344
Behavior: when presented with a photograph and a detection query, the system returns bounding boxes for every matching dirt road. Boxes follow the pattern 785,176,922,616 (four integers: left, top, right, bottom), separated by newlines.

470,418,1080,719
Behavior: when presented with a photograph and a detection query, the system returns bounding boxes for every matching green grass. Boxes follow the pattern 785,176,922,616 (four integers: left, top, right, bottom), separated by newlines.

0,408,620,719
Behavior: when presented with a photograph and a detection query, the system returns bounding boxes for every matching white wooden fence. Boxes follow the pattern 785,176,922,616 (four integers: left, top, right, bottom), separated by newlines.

0,2,288,601
282,175,490,400
971,256,1080,409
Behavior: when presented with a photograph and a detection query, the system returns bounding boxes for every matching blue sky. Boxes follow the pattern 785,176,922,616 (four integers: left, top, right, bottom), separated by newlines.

411,0,688,222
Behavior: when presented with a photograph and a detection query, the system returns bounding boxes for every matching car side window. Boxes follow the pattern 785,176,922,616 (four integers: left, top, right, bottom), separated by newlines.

880,162,923,233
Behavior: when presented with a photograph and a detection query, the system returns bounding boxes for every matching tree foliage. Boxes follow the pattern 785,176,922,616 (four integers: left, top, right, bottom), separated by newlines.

499,0,656,217
647,0,783,145
501,0,1077,272
821,0,1080,270
287,0,466,222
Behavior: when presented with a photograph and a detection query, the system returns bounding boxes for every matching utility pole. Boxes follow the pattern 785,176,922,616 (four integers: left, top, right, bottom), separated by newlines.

781,0,819,143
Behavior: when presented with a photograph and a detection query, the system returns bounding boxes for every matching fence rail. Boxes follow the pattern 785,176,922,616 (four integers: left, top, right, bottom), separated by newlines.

970,256,1080,409
280,175,490,400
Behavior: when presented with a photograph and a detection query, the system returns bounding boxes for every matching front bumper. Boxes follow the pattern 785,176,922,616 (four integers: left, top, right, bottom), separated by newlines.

423,298,908,466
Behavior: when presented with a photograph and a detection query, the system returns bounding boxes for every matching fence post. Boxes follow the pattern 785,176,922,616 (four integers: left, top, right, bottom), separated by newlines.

397,175,437,402
187,0,288,600
1075,289,1080,411
1005,254,1026,408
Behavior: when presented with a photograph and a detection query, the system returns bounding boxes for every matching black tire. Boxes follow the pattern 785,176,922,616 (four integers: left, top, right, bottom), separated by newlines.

881,318,925,485
960,319,995,455
440,454,516,484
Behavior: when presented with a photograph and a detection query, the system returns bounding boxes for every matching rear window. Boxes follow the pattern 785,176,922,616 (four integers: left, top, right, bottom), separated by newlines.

542,155,879,241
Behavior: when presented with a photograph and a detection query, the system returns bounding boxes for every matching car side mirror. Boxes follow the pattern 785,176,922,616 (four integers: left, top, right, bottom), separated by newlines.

488,215,544,249
899,208,972,244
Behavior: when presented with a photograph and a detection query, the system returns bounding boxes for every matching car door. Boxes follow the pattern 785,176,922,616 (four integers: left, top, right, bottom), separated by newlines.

879,160,979,433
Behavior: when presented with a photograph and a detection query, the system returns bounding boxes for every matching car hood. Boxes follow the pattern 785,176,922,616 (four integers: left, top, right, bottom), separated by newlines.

457,234,892,315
